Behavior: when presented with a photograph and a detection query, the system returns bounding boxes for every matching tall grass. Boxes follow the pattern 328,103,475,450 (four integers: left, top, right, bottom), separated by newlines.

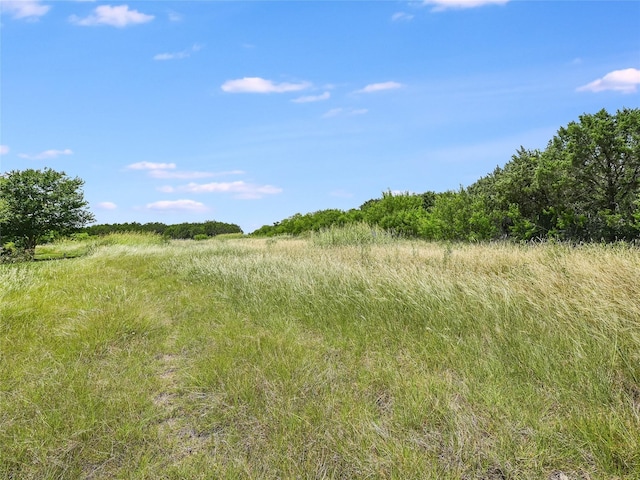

1,234,638,478
311,222,394,247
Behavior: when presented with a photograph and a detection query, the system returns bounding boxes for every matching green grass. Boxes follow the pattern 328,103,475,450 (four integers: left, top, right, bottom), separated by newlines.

1,235,639,478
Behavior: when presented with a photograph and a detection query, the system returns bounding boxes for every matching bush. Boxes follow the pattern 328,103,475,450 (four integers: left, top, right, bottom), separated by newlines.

0,242,32,263
70,232,91,241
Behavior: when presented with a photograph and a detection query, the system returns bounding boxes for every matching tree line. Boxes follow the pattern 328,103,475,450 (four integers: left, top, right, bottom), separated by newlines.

2,108,638,257
81,221,243,239
253,108,640,242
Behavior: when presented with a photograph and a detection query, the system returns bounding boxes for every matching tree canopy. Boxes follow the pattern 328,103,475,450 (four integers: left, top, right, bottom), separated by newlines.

253,108,640,242
82,220,243,239
0,168,95,251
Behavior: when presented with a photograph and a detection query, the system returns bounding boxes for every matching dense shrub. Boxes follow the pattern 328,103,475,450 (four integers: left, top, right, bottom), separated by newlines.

253,109,640,243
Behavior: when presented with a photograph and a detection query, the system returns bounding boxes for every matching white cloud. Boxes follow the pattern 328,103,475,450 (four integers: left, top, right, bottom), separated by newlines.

126,161,176,170
577,68,640,94
149,171,212,180
221,77,311,94
127,162,245,181
146,199,208,212
423,0,510,11
149,169,245,180
154,52,189,61
1,0,50,20
322,108,368,118
167,10,182,22
0,145,9,155
355,81,404,94
18,148,73,160
97,201,117,210
323,108,344,118
167,181,282,199
154,44,203,61
392,12,415,21
70,5,154,28
329,190,354,198
292,92,330,103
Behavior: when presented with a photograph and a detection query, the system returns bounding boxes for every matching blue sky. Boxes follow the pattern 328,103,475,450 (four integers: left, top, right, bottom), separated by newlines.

1,0,639,233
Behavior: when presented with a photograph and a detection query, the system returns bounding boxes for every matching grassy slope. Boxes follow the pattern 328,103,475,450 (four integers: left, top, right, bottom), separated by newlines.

1,233,639,479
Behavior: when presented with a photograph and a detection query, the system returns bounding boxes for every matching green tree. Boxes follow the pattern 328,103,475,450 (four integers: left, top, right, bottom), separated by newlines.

361,190,427,236
466,109,640,242
469,148,556,240
549,108,640,240
0,168,95,253
422,189,497,241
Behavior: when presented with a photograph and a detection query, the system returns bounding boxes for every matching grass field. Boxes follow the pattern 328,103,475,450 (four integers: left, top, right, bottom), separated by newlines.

1,231,639,479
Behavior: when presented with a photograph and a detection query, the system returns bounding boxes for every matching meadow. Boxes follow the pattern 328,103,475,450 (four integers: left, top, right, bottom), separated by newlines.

1,230,639,479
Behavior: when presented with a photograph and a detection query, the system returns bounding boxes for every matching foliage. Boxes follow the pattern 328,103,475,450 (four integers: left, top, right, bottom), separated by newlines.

548,108,640,240
252,108,640,243
251,209,357,237
360,190,429,237
82,220,242,240
0,241,32,263
0,168,94,253
421,189,498,241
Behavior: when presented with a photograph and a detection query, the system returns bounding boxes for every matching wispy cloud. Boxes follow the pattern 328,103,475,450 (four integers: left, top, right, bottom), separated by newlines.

167,10,182,22
0,145,9,155
292,92,330,103
126,162,244,180
391,12,415,21
149,169,245,180
96,201,117,210
322,108,343,118
126,161,176,170
146,199,208,212
1,0,50,20
355,81,404,94
329,189,354,198
162,181,283,200
577,68,640,94
221,77,311,94
154,44,203,61
322,108,368,118
423,0,510,11
18,148,73,160
70,5,154,28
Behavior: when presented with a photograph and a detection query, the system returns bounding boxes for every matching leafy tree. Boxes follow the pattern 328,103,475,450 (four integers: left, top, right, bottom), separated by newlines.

252,108,639,243
0,168,95,253
466,109,640,241
548,108,640,240
81,220,242,239
468,148,555,240
361,190,427,236
422,189,497,241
